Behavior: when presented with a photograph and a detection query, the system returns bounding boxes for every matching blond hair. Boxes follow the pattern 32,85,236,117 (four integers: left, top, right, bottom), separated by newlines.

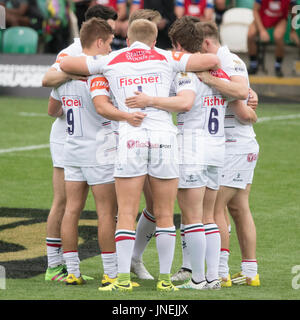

128,9,162,26
127,19,158,47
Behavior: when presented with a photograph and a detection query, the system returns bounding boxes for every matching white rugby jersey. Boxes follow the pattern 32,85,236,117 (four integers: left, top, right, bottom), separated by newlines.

217,46,259,154
86,41,191,133
176,70,229,167
49,38,82,146
51,74,116,166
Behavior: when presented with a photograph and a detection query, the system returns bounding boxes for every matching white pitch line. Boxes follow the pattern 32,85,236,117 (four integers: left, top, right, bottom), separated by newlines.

257,114,300,123
18,112,48,117
0,144,49,154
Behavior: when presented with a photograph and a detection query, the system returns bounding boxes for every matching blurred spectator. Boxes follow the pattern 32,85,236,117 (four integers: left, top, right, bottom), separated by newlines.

0,0,44,30
72,0,92,30
214,0,227,25
89,0,128,49
43,0,72,53
247,0,296,77
175,0,214,22
143,0,177,49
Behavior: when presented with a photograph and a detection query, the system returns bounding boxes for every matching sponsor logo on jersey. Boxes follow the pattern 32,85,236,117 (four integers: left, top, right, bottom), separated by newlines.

90,76,109,92
118,73,161,88
178,78,192,86
203,95,226,107
55,52,69,64
209,69,230,80
172,51,185,61
108,49,167,65
126,140,171,149
247,153,258,162
62,96,82,107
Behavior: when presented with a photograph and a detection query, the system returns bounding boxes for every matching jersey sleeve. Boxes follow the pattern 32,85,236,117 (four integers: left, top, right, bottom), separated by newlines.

51,51,69,70
88,75,110,99
174,72,197,94
169,51,192,73
86,55,107,75
50,88,60,101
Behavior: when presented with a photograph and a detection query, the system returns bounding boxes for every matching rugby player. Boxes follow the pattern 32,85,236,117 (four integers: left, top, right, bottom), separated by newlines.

60,18,220,292
125,17,257,290
195,21,260,287
43,5,119,284
48,18,146,285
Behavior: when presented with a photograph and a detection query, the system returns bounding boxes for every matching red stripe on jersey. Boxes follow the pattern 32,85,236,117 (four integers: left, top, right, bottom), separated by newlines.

108,49,167,65
209,69,230,80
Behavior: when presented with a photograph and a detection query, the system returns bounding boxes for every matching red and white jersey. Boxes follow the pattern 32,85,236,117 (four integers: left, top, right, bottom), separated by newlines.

176,0,214,17
95,0,126,10
217,46,259,154
175,70,229,167
52,38,82,71
49,38,83,145
86,41,191,133
51,73,115,166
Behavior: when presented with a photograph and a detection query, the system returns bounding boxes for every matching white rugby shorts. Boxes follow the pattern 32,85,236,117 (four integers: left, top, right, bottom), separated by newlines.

178,164,220,190
114,128,179,179
50,142,64,168
64,165,115,185
220,152,259,189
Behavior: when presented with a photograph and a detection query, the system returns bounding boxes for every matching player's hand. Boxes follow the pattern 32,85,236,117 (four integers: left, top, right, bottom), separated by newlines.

127,112,147,127
196,71,214,85
248,88,258,110
259,29,270,43
125,91,151,108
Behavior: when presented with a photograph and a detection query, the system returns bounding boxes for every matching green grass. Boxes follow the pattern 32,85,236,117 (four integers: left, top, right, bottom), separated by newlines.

0,96,300,300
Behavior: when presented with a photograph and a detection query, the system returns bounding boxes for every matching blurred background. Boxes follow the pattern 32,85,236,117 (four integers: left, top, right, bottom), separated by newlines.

1,0,300,100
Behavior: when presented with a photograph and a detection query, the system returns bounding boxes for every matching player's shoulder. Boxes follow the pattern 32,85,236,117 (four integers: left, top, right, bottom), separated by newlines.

55,38,82,62
230,53,248,74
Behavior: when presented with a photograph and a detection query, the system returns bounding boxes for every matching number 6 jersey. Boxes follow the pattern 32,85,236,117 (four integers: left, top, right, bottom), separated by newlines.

175,69,230,167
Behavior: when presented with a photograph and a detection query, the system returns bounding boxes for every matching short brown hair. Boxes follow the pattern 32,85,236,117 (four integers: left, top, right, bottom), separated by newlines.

168,16,203,53
80,17,113,49
127,19,158,47
128,9,162,25
195,21,220,42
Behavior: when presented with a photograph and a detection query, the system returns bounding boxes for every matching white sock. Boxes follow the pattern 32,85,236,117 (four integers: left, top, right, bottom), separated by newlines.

219,249,230,278
180,224,192,271
115,229,136,274
184,223,206,283
155,226,176,274
132,208,156,262
46,238,64,268
204,223,221,282
101,252,117,279
63,251,80,277
241,259,258,279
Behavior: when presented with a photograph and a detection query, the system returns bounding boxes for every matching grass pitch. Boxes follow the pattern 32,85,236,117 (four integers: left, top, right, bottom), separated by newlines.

0,96,300,302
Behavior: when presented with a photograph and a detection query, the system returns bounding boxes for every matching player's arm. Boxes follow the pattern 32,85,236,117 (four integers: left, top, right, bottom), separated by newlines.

48,96,63,118
93,95,146,127
229,100,257,124
197,71,249,100
185,52,220,72
60,56,91,76
125,90,195,113
42,67,88,88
